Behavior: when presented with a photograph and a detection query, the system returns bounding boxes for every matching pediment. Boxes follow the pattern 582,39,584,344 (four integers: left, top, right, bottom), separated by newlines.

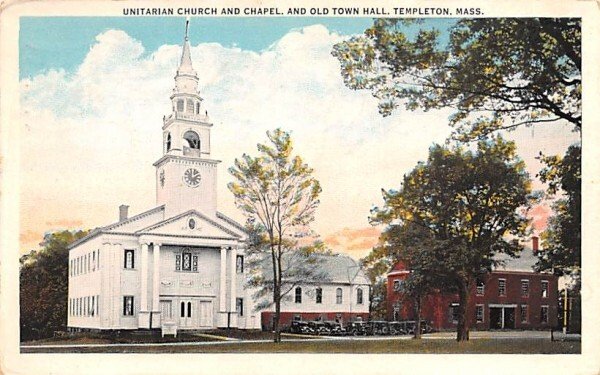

136,210,242,240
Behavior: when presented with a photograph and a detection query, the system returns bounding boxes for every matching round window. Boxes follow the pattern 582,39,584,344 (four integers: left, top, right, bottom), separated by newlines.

189,218,196,229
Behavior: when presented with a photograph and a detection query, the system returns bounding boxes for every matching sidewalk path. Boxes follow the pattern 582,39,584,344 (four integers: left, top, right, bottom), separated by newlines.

21,330,557,350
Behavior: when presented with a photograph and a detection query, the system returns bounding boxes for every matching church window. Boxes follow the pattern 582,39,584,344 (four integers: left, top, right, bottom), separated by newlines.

236,255,244,273
357,288,363,304
124,249,135,269
196,102,200,114
175,254,181,271
316,288,322,304
186,99,194,113
336,288,343,304
91,296,95,316
295,287,302,303
192,255,198,272
177,99,184,112
180,302,185,318
182,252,192,271
183,130,200,149
92,251,96,272
166,133,171,152
188,218,196,229
188,302,192,317
123,296,134,316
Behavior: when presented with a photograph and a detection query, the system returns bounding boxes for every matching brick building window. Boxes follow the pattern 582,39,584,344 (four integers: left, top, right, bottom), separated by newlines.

520,305,529,323
295,287,302,303
123,296,134,316
393,280,402,292
541,280,549,298
476,279,485,295
498,279,506,296
124,249,135,269
475,305,484,323
316,288,322,304
448,303,459,324
540,305,549,324
521,279,529,297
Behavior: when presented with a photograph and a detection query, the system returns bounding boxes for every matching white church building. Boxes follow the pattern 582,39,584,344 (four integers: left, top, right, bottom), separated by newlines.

66,22,371,333
67,23,259,331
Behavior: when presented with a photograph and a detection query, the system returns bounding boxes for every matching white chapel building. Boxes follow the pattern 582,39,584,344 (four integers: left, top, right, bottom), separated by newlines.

67,23,260,331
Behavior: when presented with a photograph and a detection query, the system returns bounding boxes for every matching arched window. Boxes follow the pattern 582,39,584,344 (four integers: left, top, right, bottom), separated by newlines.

177,99,184,112
186,99,194,113
316,287,322,304
180,302,185,318
187,302,192,317
336,288,343,304
166,133,171,152
183,130,200,149
196,102,200,114
295,287,302,303
357,288,363,304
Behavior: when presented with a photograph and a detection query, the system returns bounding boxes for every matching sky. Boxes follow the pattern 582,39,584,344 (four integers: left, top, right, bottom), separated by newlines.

19,17,580,258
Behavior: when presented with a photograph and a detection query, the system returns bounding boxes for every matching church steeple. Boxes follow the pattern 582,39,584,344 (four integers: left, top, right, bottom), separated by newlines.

174,18,199,95
156,18,219,218
177,19,196,77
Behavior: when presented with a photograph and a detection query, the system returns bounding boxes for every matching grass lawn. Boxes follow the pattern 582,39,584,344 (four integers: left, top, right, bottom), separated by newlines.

21,331,221,346
21,338,580,354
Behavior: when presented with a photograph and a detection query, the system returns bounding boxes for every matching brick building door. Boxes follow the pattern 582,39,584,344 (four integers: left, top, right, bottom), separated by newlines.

490,305,516,329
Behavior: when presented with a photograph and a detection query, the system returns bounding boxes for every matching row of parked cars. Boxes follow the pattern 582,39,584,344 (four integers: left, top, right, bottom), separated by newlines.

288,320,435,336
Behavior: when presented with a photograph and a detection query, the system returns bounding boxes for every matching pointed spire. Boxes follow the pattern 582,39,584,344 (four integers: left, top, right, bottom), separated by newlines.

177,17,196,76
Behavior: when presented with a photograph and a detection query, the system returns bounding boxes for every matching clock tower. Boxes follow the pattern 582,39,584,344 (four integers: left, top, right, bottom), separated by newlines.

154,20,219,218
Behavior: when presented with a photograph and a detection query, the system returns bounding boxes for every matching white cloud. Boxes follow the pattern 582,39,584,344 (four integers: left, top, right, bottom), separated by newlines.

19,24,579,255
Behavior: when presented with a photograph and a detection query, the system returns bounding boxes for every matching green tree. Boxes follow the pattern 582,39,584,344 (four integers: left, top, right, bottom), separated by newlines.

536,144,581,287
228,128,322,342
370,137,533,341
332,18,581,141
20,230,88,341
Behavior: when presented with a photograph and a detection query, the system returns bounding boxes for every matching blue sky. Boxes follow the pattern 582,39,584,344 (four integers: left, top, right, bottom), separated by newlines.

19,17,455,79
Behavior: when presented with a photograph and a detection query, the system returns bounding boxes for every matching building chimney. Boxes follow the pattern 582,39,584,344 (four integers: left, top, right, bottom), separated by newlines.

119,205,129,222
532,236,539,253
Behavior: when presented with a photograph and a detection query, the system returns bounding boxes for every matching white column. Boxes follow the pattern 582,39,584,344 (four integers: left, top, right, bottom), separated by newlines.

218,246,228,327
229,247,238,327
219,247,227,312
230,247,237,310
139,242,150,328
140,242,149,312
152,243,161,310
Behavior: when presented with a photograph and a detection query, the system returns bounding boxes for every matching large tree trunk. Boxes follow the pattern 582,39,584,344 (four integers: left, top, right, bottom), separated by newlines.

273,286,281,343
456,277,471,342
413,295,422,339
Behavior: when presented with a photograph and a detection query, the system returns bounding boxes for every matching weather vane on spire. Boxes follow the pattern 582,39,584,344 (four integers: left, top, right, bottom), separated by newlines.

185,17,190,41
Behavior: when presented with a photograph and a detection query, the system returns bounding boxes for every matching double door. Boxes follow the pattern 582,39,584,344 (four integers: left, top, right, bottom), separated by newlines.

178,299,213,328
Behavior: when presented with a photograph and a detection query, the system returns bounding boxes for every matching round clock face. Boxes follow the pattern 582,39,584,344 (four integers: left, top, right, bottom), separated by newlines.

183,168,201,187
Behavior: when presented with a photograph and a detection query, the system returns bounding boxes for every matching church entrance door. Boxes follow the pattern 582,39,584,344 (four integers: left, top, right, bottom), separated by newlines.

179,300,195,328
199,301,213,327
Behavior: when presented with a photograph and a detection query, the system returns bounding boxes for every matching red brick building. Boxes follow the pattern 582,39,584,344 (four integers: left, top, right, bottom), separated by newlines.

387,238,559,330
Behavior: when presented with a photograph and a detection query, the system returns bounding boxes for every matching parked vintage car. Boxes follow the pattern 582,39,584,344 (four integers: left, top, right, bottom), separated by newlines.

404,320,435,335
366,320,391,335
289,320,313,334
308,320,330,335
346,321,368,336
388,321,408,335
323,321,346,336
